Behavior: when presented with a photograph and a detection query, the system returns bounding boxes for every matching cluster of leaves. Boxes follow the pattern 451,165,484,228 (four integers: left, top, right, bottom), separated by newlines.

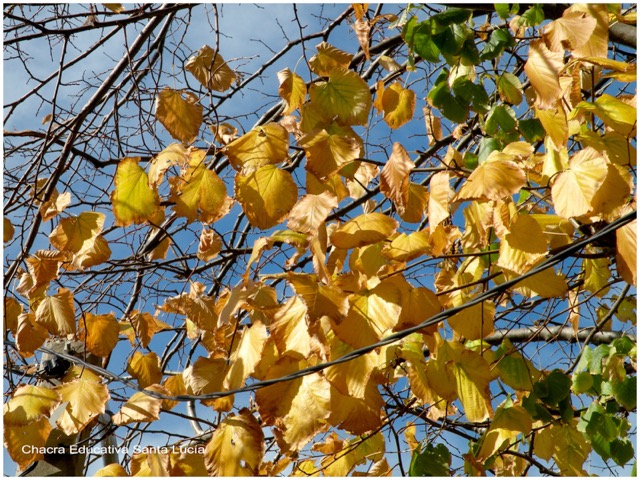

3,2,636,477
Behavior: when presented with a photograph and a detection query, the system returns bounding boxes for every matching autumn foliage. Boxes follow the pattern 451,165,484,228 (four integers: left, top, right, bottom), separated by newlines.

3,3,637,477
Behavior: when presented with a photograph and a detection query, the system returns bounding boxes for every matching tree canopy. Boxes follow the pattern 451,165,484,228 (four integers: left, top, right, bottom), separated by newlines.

3,3,637,477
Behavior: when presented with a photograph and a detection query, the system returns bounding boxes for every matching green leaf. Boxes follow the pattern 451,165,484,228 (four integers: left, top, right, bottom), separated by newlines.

497,72,523,105
589,345,611,374
464,152,479,171
403,18,441,63
432,8,471,26
485,105,518,135
480,29,515,60
460,37,480,66
409,443,451,476
572,371,594,394
519,118,545,143
428,81,469,123
520,4,544,27
478,137,501,163
611,438,634,466
533,370,570,407
611,336,634,356
494,3,511,19
612,376,637,411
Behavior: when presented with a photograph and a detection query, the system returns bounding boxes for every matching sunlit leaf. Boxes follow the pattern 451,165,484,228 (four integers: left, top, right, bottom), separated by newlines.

287,192,338,234
148,143,191,187
448,293,495,340
477,403,532,460
524,39,564,109
453,152,527,202
224,321,268,389
380,142,414,211
429,171,450,232
127,351,162,389
383,230,430,262
4,217,14,243
287,273,349,320
155,88,203,143
104,4,125,13
4,420,53,470
112,387,163,425
309,42,353,76
271,295,312,358
542,10,596,52
497,214,547,274
197,228,222,261
55,377,109,435
49,211,105,253
204,409,264,475
278,68,307,115
225,123,289,171
185,45,235,92
300,125,363,179
330,213,398,249
111,157,160,227
309,68,372,126
35,287,76,335
235,165,298,229
616,214,636,286
82,312,119,357
15,313,49,358
94,464,129,477
378,82,416,129
25,250,67,293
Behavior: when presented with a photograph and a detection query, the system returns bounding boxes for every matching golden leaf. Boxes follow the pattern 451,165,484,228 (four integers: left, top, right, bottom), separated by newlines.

424,107,443,145
82,312,119,357
225,122,289,171
330,212,398,249
328,381,384,434
71,235,112,270
477,404,532,461
161,374,186,411
287,273,349,320
400,183,429,224
4,217,14,243
321,431,385,476
103,4,125,13
211,122,238,145
396,285,441,332
4,297,21,335
128,311,161,348
569,4,608,58
616,213,636,286
4,385,61,426
127,351,162,389
453,152,526,203
543,10,596,52
551,147,608,218
448,293,495,341
197,228,222,261
185,45,235,92
309,42,353,76
204,409,264,476
497,214,548,274
378,82,416,129
155,88,203,144
271,295,312,358
15,313,49,358
112,387,163,425
94,464,129,477
278,68,307,115
224,321,268,389
536,105,568,150
49,211,105,253
4,420,53,470
148,143,191,187
170,159,232,224
524,39,564,109
309,68,372,126
380,142,414,210
35,287,76,335
235,165,298,229
325,335,378,399
287,192,338,234
111,157,160,227
383,230,430,263
25,250,66,293
354,18,371,59
299,125,363,179
429,171,451,232
182,356,232,411
55,378,109,435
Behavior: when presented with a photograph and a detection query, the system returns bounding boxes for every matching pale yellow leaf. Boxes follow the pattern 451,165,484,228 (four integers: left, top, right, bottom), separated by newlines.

616,214,636,286
543,10,596,52
235,165,298,229
448,294,495,340
148,143,190,187
211,122,238,145
497,214,548,274
383,230,430,263
104,4,125,13
225,122,289,171
185,45,235,92
524,39,564,109
71,234,112,270
569,4,609,58
380,142,414,210
197,228,222,261
55,378,109,435
429,171,450,232
271,295,312,358
536,106,568,149
112,388,163,425
224,321,268,389
278,68,307,115
287,192,338,234
330,212,398,249
49,211,105,253
94,463,129,476
309,68,372,126
453,152,527,202
309,42,353,76
477,404,532,461
155,88,203,144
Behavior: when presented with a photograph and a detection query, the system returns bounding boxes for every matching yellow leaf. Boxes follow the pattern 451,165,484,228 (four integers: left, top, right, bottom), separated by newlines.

4,296,21,335
321,431,385,476
535,106,568,149
112,388,163,425
497,214,547,274
380,142,414,210
282,373,332,451
524,39,564,109
204,409,264,475
25,250,66,293
183,356,230,411
569,4,609,58
94,464,129,476
4,385,61,426
111,157,160,227
477,404,532,461
161,374,186,411
551,147,608,218
309,68,372,126
330,212,398,249
271,295,312,358
354,18,371,59
287,192,338,234
197,228,222,261
590,163,632,218
170,160,231,224
334,279,401,348
130,452,170,476
278,68,307,115
33,179,72,221
211,122,238,145
616,214,636,286
534,423,591,475
378,82,416,129
325,334,378,399
448,293,495,340
299,125,363,179
224,321,268,389
225,122,289,171
578,130,636,167
15,313,48,358
400,183,429,223
161,289,217,332
592,94,637,137
396,285,442,332
148,143,191,187
378,54,401,72
424,107,443,145
287,273,349,320
185,45,235,92
35,287,75,335
506,264,568,298
4,420,53,470
49,211,105,253
543,10,596,52
453,152,527,202
82,312,119,357
235,165,298,229
55,378,109,435
128,311,162,348
103,4,125,13
429,171,451,232
383,230,430,263
155,88,203,144
4,217,14,243
127,351,162,389
71,234,111,270
309,42,353,76
328,381,384,434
